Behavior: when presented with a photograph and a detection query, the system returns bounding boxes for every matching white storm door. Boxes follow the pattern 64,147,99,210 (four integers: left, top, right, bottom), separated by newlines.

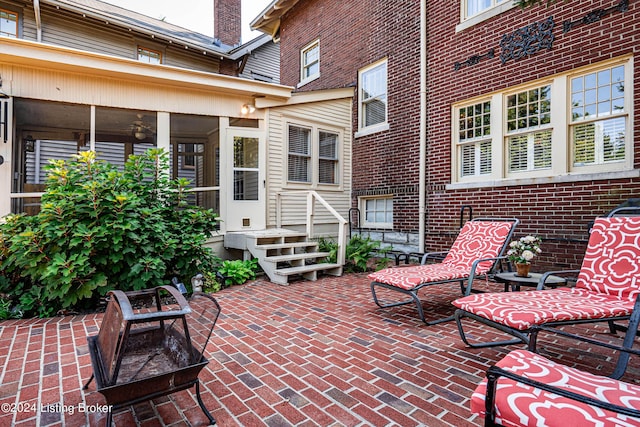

225,129,265,231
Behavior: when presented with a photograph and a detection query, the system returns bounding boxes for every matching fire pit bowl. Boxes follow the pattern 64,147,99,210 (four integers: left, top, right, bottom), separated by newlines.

83,285,221,426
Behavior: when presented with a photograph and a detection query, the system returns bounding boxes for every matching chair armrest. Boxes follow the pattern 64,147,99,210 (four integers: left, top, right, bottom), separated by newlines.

536,269,580,290
421,251,448,264
463,256,507,295
528,324,640,357
484,365,640,422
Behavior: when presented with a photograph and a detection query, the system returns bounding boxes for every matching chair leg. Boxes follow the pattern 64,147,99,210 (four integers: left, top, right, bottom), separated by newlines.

83,374,94,390
454,309,529,348
370,282,428,324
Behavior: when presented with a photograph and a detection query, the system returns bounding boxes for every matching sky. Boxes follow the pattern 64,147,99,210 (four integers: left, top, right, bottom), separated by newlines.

102,0,273,43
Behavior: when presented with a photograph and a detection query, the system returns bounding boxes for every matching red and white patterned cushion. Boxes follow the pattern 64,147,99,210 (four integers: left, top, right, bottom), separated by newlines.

472,350,640,427
453,216,640,329
575,217,640,300
452,287,635,330
368,221,514,291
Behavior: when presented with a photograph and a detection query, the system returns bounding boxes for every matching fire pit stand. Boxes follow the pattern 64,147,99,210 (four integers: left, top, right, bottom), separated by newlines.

83,285,221,426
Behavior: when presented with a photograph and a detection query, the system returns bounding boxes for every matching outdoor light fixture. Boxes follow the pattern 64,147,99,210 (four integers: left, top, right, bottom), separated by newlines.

241,104,255,115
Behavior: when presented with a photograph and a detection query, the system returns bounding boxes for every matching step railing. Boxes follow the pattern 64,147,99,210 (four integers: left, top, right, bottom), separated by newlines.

275,190,348,266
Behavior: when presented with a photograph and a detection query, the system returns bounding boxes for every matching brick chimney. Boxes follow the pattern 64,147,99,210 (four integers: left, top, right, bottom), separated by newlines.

214,0,241,46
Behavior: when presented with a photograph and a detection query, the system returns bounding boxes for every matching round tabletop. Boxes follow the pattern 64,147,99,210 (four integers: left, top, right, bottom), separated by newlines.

494,272,568,291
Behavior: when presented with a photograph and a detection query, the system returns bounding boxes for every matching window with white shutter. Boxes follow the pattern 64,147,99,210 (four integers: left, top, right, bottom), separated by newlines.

451,57,632,186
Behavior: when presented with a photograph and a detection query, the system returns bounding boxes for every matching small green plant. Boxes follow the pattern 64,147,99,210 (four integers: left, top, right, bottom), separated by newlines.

216,259,259,286
318,235,390,272
0,297,23,320
201,270,223,293
345,235,390,272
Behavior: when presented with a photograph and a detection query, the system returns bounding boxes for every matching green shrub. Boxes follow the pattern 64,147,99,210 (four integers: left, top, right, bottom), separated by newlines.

216,259,259,286
318,235,390,272
0,149,220,317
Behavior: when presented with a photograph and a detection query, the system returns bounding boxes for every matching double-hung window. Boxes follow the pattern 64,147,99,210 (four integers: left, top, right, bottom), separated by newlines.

0,8,18,37
288,125,311,183
506,85,552,173
138,47,162,64
287,124,340,186
458,0,515,31
358,59,388,134
570,64,626,170
299,40,319,86
451,57,632,186
464,0,507,18
458,101,492,177
318,131,338,184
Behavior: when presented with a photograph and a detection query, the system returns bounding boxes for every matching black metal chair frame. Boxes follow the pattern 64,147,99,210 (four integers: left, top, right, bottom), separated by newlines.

455,207,640,350
371,217,519,325
482,321,640,426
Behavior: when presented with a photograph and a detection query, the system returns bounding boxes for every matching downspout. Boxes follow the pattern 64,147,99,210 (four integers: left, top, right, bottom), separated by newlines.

33,0,42,42
418,0,427,253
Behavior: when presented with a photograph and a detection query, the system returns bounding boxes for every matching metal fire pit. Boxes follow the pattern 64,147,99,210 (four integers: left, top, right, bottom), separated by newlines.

83,285,221,426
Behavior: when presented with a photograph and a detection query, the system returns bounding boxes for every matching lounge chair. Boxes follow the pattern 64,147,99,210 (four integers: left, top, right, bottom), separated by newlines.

473,324,640,427
453,211,640,349
369,218,519,325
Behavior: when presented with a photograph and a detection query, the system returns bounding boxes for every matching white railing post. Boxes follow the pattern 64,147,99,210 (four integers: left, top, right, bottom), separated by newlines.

277,190,348,267
276,192,282,229
306,191,314,238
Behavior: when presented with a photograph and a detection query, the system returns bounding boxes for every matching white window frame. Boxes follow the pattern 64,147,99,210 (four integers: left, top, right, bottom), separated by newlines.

359,196,393,229
299,39,320,87
0,7,18,38
356,58,389,137
457,0,516,32
456,100,493,179
450,56,634,188
137,46,162,64
286,121,343,189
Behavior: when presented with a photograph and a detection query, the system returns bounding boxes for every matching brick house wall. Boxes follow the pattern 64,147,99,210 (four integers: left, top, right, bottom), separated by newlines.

427,0,640,269
278,0,423,253
273,0,639,269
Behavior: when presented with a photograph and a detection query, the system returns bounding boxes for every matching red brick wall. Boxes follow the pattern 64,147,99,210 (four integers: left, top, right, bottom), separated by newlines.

214,0,241,46
426,0,640,269
279,0,423,235
278,0,639,270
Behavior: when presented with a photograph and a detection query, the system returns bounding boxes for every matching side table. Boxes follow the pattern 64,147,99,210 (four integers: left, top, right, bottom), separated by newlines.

494,272,568,292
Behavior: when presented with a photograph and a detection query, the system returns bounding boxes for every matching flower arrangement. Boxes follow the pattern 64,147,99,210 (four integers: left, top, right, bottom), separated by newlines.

507,235,542,265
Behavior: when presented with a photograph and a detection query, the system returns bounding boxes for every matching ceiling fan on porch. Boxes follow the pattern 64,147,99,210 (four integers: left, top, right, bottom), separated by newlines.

130,114,154,140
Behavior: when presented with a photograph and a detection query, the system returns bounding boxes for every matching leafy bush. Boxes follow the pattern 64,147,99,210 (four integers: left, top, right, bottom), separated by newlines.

318,235,390,272
215,259,259,286
0,149,220,317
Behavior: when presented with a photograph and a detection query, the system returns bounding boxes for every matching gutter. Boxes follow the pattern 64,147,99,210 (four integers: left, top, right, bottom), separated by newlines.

34,0,42,42
41,0,233,59
419,0,427,253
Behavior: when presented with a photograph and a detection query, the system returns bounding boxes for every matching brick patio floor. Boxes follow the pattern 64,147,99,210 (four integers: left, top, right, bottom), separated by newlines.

1,272,638,426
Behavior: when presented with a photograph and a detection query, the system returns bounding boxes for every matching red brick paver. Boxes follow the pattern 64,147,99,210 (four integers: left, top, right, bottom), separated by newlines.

0,273,637,426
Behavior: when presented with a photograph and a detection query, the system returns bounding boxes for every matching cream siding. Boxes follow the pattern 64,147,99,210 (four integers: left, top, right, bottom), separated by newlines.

265,96,353,234
240,40,280,84
4,63,258,118
12,2,222,73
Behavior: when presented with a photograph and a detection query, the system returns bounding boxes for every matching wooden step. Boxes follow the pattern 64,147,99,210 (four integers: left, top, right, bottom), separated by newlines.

256,241,319,251
274,263,342,277
265,252,331,263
